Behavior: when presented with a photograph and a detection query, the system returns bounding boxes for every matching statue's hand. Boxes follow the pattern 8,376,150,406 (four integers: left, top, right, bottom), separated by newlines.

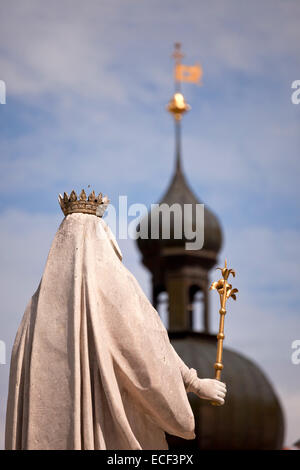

190,378,227,405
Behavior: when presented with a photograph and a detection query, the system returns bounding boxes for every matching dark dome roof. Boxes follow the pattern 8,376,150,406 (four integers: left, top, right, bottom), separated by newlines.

137,166,223,255
167,334,284,450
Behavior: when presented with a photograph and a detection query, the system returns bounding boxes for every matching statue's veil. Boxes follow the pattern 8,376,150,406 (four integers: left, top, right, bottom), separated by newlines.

5,213,195,449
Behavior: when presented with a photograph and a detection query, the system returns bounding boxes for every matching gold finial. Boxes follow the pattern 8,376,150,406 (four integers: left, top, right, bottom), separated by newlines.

167,43,191,121
210,259,238,405
166,92,190,121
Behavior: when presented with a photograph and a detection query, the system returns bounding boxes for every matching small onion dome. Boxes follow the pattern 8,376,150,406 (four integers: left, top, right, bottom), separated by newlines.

136,166,223,261
167,334,284,450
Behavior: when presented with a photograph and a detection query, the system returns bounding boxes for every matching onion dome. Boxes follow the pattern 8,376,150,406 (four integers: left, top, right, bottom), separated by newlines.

137,161,222,256
167,334,284,450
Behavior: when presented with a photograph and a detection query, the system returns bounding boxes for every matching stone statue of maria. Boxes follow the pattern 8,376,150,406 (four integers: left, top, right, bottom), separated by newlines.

5,191,226,450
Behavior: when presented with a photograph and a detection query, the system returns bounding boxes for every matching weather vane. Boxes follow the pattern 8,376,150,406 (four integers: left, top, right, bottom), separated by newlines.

167,43,203,121
210,259,238,406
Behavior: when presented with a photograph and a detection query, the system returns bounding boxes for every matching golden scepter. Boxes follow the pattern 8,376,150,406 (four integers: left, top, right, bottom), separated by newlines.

210,259,238,406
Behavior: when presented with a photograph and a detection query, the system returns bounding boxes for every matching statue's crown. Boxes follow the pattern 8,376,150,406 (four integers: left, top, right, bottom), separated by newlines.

58,189,109,218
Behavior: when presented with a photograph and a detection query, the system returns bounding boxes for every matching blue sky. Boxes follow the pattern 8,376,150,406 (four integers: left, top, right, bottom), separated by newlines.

0,0,300,447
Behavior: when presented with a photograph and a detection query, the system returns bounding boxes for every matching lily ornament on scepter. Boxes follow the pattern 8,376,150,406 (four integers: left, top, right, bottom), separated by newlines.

210,259,238,406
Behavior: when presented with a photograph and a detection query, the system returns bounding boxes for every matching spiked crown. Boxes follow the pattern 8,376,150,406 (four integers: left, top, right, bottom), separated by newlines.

58,190,109,217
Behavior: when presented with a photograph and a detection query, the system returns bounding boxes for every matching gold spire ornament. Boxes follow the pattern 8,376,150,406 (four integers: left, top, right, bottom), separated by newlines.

175,63,203,84
210,259,238,406
167,92,190,121
167,43,191,121
166,43,193,171
172,42,203,86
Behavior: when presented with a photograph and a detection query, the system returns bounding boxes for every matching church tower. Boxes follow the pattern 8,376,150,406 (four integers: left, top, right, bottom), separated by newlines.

135,44,284,450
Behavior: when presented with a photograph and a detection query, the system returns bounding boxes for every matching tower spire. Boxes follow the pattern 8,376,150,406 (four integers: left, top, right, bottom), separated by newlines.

137,44,223,335
172,42,184,93
167,43,190,173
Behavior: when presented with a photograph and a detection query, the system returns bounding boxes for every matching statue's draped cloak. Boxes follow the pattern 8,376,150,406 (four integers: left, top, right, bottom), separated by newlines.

5,213,195,450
